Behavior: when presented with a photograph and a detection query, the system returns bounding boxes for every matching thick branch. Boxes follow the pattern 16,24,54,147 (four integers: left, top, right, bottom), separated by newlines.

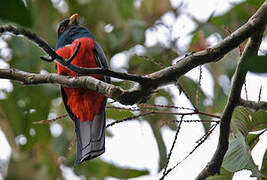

0,68,150,105
147,1,267,88
195,24,265,180
1,1,267,90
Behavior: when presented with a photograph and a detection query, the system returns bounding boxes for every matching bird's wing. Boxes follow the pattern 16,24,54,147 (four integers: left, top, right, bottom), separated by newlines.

93,41,111,84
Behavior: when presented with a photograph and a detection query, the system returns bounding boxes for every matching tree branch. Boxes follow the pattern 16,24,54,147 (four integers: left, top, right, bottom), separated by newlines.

195,21,265,180
0,25,151,84
146,1,267,88
0,2,266,179
239,98,267,111
0,68,153,105
1,1,267,93
0,2,266,107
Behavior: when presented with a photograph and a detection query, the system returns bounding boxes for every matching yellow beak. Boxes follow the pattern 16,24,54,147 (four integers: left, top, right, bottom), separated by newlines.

69,13,78,25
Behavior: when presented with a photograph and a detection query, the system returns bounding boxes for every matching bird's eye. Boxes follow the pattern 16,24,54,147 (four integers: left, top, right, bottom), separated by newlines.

60,26,65,33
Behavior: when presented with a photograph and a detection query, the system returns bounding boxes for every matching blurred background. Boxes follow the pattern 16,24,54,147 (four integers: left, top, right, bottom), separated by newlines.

0,0,266,179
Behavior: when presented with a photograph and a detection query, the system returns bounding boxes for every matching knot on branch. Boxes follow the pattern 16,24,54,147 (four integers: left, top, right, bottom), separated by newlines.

122,90,153,105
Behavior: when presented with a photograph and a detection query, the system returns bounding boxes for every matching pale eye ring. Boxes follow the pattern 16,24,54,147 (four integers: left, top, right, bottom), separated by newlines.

60,26,65,33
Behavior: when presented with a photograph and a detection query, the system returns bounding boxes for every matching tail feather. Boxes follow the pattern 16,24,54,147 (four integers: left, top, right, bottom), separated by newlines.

61,87,106,164
74,110,106,164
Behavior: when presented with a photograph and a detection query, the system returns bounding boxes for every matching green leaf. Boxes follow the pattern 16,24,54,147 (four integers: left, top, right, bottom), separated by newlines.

222,107,267,177
230,107,253,136
112,81,134,90
129,55,160,74
178,76,206,110
106,108,134,120
244,55,267,73
142,89,177,131
66,158,149,179
149,120,167,171
206,167,233,180
252,110,267,131
222,131,260,177
231,107,267,136
247,133,260,150
0,0,32,26
178,76,211,132
211,0,265,33
259,148,267,180
114,0,135,19
128,46,174,75
261,103,267,110
210,82,228,114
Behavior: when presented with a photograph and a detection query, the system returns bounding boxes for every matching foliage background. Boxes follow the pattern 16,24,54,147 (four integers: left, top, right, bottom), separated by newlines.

0,0,266,179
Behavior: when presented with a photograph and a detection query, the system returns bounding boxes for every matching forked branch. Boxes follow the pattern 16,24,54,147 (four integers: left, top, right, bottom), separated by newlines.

0,2,267,180
196,22,265,180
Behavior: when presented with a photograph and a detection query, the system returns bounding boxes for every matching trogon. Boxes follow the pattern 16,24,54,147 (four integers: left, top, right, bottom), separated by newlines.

56,14,110,164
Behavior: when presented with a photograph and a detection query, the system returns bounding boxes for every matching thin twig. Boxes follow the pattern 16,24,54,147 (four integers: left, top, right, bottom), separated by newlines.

196,111,221,119
68,137,76,153
180,123,218,164
40,42,81,65
139,104,195,111
162,116,183,177
196,66,202,108
196,123,219,143
163,123,218,179
161,119,220,127
106,106,221,119
258,85,262,102
177,82,199,111
105,112,152,128
33,114,68,124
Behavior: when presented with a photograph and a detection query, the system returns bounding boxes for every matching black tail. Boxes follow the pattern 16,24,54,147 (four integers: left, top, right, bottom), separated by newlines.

60,87,106,164
74,109,106,164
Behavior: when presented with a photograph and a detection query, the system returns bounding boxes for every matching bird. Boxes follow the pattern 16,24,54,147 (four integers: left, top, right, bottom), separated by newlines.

55,14,110,164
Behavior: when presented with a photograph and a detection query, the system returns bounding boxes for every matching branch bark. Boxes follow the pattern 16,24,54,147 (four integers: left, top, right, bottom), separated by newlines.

0,1,267,102
195,21,265,180
0,68,149,105
239,99,267,111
